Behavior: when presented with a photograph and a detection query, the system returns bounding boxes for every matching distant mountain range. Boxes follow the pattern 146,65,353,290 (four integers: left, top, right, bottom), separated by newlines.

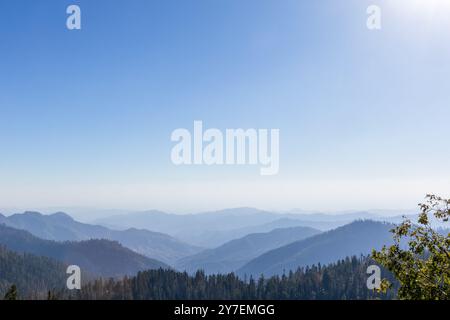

176,226,321,274
1,201,446,301
237,220,395,278
0,209,421,279
0,211,200,264
94,208,394,247
0,224,169,277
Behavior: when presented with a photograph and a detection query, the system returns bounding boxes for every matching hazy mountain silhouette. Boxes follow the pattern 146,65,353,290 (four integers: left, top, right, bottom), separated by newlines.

188,218,348,248
0,224,169,277
95,208,380,247
2,211,200,264
176,226,321,274
237,220,395,278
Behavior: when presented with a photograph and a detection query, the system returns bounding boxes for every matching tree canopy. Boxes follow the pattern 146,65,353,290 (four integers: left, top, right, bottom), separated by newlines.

373,194,450,299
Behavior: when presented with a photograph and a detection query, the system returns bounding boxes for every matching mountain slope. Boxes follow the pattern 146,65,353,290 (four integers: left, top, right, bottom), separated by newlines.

0,224,169,277
2,211,200,264
237,220,395,278
73,256,396,300
176,226,321,274
95,208,359,247
95,208,281,234
0,245,69,298
188,218,347,248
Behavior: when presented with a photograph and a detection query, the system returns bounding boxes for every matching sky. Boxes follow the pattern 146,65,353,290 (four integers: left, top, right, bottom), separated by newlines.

0,0,449,214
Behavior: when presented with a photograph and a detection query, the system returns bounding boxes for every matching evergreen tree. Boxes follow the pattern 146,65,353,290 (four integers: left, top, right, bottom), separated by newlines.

4,285,18,300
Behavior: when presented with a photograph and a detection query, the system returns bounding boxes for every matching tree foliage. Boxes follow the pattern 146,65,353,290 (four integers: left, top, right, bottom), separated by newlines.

4,285,18,300
373,194,450,300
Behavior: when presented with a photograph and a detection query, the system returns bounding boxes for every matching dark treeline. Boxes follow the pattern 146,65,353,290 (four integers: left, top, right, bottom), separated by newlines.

67,256,397,300
0,245,68,299
1,247,397,300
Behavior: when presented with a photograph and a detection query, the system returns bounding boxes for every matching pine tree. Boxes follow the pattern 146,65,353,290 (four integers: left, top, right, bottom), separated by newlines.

4,285,18,300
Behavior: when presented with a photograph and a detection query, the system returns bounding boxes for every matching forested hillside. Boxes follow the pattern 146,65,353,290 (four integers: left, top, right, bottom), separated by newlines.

1,211,200,264
0,224,169,277
0,245,67,299
71,256,396,300
1,248,397,300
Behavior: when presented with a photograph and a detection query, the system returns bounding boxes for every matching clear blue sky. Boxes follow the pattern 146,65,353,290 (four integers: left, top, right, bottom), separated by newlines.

0,0,449,213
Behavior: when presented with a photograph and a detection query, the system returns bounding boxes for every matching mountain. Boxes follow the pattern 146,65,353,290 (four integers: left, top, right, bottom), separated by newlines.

94,208,286,247
0,224,169,277
0,213,6,224
1,211,200,264
94,208,367,247
176,226,321,274
286,211,381,222
237,220,395,278
95,208,282,234
382,213,448,229
258,217,349,230
176,218,349,248
0,245,69,298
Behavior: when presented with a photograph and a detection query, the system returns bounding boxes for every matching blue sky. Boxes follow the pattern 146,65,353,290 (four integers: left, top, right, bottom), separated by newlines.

0,0,449,213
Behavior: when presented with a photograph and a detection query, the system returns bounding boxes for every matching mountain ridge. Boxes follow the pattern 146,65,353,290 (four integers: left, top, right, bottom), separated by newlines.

94,208,388,247
2,211,201,264
176,225,321,274
237,220,395,278
0,223,169,277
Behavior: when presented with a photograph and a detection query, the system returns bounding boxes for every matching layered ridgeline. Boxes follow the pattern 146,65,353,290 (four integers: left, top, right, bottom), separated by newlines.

0,218,401,300
1,248,396,300
94,208,386,247
0,211,200,264
176,226,321,274
238,220,395,278
0,224,169,277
